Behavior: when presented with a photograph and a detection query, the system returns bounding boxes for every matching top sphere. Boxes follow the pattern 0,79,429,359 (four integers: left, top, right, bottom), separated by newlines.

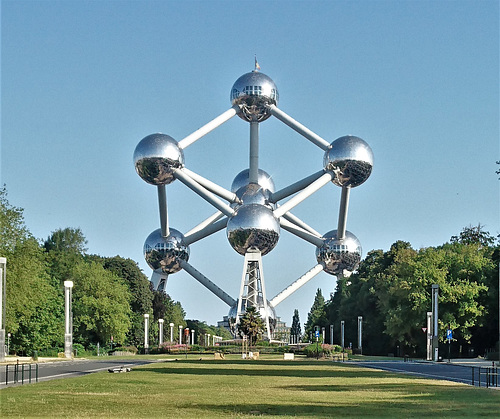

323,136,373,187
231,71,278,122
134,133,184,185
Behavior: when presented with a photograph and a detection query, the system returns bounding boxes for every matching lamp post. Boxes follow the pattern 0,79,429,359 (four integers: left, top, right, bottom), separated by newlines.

7,333,11,356
357,316,363,355
158,319,164,346
191,328,195,345
340,320,345,349
64,280,73,359
431,284,439,361
144,314,149,353
169,322,174,343
0,257,6,362
179,325,182,345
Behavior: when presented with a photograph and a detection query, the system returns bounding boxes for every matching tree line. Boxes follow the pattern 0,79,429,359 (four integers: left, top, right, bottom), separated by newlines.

302,225,499,358
0,187,188,354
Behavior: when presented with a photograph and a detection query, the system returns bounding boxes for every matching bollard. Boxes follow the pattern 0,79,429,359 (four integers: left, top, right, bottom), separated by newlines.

21,363,24,384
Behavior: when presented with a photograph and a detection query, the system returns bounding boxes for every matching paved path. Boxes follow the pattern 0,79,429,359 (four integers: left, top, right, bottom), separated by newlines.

352,359,499,388
0,358,160,388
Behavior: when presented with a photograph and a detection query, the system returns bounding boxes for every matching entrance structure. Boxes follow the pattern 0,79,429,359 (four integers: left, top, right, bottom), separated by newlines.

133,62,373,339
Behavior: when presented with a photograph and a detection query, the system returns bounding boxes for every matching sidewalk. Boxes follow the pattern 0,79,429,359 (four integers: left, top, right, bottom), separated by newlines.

447,358,499,368
0,356,75,365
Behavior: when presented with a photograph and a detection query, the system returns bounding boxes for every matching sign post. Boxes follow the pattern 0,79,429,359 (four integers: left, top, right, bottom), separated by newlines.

447,328,452,362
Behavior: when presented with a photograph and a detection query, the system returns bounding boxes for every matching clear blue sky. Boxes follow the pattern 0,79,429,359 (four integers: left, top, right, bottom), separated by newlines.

1,1,499,327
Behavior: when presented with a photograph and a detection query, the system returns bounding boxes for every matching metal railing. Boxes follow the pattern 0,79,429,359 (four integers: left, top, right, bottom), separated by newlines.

3,361,38,386
471,365,498,388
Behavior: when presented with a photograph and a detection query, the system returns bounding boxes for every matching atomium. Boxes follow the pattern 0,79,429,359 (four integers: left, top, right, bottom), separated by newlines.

316,230,362,275
133,62,374,341
144,228,189,274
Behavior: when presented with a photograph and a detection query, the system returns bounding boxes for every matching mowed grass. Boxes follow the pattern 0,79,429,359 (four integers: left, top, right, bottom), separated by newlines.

1,355,499,418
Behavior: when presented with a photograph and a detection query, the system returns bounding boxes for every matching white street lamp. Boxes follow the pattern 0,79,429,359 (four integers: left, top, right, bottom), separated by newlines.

64,280,73,359
169,322,174,343
0,257,7,362
144,314,150,353
158,319,164,345
179,325,182,345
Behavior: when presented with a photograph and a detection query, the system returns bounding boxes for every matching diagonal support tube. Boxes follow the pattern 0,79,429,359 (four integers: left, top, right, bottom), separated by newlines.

184,217,228,246
182,168,241,204
279,217,325,247
178,105,240,149
270,264,325,307
273,172,333,218
180,259,236,306
269,170,325,203
282,212,323,238
184,211,225,238
174,168,235,217
268,105,331,151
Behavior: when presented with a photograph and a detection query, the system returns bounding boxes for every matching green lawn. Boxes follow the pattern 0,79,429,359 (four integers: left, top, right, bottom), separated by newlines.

1,356,498,418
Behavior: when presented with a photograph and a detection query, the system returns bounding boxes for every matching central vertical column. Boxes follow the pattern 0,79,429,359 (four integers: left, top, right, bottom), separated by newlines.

236,252,272,340
249,121,259,184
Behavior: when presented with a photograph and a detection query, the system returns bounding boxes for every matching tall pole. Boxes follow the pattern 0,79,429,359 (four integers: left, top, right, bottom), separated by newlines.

341,320,345,349
144,314,149,353
330,324,334,345
432,284,439,361
0,257,7,362
179,325,183,345
358,316,363,355
426,311,432,361
158,319,164,346
64,280,74,359
169,322,174,343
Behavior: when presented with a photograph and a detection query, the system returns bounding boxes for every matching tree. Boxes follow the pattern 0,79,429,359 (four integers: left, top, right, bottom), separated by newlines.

0,186,30,254
237,306,265,346
290,309,302,340
71,261,132,346
44,227,87,254
304,289,328,341
450,224,496,247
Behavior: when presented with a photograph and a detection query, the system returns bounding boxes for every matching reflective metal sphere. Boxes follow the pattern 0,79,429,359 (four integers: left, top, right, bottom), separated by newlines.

323,136,373,187
316,230,362,275
144,228,189,274
227,204,280,256
234,183,274,209
228,298,277,332
134,133,184,185
231,168,275,194
231,71,279,122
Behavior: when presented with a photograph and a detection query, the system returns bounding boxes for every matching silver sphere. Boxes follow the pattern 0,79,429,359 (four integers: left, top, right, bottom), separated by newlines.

227,204,280,256
316,230,362,275
231,71,279,122
323,136,373,187
134,133,184,185
231,168,275,194
234,183,274,209
228,298,277,332
144,228,189,274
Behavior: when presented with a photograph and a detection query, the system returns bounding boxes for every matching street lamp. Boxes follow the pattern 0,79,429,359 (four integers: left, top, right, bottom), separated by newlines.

7,333,11,356
191,328,195,345
0,257,7,362
144,314,150,353
432,284,439,361
169,322,174,343
179,325,182,345
158,319,164,346
64,280,74,359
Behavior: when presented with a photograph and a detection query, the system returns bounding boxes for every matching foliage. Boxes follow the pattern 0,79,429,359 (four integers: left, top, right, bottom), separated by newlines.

71,261,132,346
303,343,343,358
44,227,88,254
304,288,328,341
237,306,265,346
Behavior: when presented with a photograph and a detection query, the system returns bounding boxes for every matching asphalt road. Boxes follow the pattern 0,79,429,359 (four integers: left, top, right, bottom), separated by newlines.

351,360,498,387
0,358,160,388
